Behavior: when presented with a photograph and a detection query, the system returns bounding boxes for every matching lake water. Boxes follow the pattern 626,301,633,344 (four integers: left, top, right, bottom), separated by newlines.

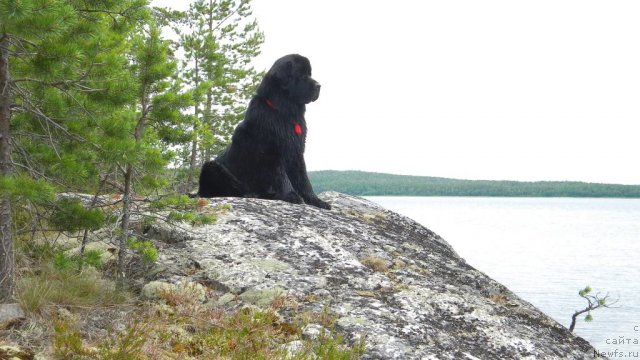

367,196,640,358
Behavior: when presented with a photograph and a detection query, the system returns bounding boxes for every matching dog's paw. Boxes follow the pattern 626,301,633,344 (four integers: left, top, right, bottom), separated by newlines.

309,198,331,210
282,191,304,204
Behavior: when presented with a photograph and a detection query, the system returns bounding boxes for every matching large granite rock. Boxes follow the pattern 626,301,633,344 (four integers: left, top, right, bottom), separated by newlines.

144,192,596,359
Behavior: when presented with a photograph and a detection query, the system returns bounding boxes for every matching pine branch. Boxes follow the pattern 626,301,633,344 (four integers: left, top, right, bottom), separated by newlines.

42,112,62,160
11,141,38,177
77,3,146,23
105,179,126,194
11,77,102,92
12,85,106,153
56,86,95,119
4,36,37,57
212,3,244,33
11,86,86,143
11,161,73,190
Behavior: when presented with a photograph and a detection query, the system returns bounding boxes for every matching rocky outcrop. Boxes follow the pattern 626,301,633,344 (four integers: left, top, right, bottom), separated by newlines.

0,303,26,330
143,192,596,359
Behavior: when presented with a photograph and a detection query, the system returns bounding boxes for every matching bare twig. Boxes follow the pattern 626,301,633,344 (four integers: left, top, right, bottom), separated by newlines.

11,77,101,92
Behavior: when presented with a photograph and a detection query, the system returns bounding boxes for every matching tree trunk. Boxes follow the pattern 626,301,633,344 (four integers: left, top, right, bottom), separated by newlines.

203,87,213,165
0,34,14,302
79,175,108,259
117,102,147,290
187,135,198,193
205,10,215,165
186,57,200,193
116,165,133,290
568,312,578,332
569,308,589,333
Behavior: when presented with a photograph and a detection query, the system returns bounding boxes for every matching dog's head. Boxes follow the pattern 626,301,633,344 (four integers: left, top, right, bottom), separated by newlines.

259,54,320,104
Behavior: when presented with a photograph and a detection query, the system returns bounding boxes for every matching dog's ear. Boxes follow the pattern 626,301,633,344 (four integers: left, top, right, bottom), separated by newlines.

273,60,293,87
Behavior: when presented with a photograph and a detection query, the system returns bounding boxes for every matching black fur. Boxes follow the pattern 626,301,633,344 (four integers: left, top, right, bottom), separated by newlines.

198,54,330,210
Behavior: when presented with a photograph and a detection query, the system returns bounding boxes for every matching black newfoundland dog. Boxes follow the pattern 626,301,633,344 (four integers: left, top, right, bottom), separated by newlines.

197,54,331,210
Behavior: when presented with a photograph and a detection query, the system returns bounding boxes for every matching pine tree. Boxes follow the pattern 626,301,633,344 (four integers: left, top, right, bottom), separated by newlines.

0,28,12,302
173,0,264,192
114,21,191,288
0,0,146,301
1,0,263,299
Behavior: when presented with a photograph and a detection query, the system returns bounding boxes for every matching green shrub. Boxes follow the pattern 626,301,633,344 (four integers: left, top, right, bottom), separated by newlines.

53,249,104,272
82,249,104,269
53,319,95,358
49,197,106,232
127,238,158,264
54,252,74,271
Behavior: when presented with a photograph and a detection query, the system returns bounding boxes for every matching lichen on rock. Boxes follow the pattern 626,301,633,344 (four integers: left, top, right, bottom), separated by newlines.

142,191,597,359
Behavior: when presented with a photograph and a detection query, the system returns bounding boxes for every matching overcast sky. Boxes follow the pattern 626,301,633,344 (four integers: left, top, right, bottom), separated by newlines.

153,0,640,185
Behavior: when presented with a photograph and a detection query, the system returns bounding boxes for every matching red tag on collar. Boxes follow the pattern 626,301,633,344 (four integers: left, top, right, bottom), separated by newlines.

292,121,302,136
264,98,301,135
265,98,276,110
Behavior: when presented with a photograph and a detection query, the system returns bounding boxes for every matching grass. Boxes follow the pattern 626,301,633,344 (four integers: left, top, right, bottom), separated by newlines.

12,236,365,359
17,264,130,315
488,294,509,305
360,256,388,272
50,289,365,360
16,236,129,315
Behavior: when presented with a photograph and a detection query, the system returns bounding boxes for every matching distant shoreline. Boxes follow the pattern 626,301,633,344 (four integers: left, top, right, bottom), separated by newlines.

309,170,640,198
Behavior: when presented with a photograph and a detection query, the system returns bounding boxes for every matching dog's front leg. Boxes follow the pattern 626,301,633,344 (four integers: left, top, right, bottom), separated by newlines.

271,164,303,204
286,154,331,210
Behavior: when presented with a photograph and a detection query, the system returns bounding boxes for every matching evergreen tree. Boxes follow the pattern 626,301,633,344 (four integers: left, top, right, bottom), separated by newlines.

0,0,146,301
1,0,263,298
0,21,12,302
173,0,264,192
568,286,617,332
114,21,191,288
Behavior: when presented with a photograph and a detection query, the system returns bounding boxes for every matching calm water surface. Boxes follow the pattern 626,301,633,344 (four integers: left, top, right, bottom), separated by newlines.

367,196,640,357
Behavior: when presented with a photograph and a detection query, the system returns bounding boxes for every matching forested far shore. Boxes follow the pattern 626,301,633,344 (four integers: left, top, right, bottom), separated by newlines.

309,171,640,198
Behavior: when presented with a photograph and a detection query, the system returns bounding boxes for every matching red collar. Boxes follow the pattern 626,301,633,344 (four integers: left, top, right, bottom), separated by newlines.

264,98,276,110
264,98,303,136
